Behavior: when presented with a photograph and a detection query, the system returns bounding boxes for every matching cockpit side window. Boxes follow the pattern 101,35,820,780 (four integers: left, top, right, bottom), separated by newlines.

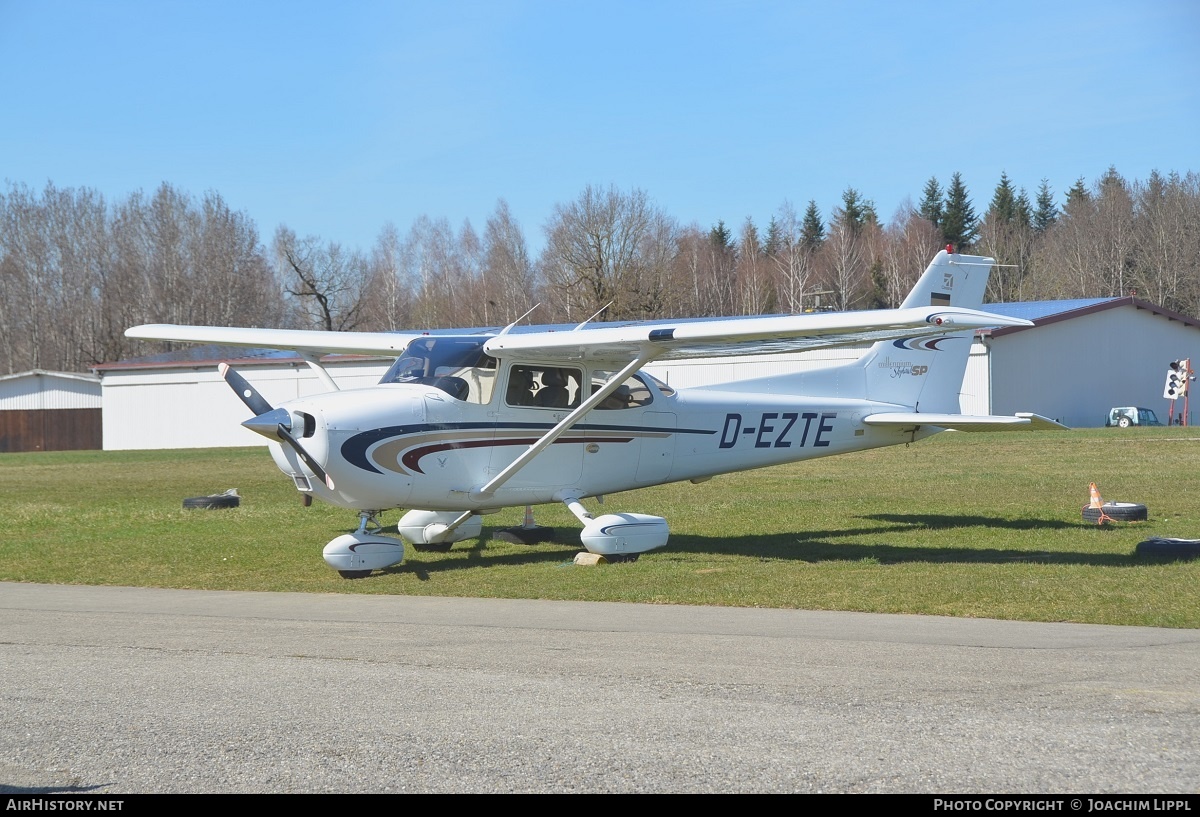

379,337,497,403
505,364,582,409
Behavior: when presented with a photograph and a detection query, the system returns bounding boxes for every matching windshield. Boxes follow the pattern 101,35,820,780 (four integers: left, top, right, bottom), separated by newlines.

379,336,497,402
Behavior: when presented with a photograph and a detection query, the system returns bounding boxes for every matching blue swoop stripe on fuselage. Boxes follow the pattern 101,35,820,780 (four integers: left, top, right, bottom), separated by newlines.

341,421,716,474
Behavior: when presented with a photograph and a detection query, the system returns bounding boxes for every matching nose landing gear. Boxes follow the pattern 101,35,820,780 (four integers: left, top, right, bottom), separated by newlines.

323,511,406,579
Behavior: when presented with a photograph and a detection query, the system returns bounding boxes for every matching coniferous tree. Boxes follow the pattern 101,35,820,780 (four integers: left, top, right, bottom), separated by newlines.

763,216,781,258
710,220,733,251
1033,179,1058,234
863,200,880,228
838,188,870,233
979,173,1036,302
919,176,943,228
1064,177,1090,211
820,187,876,311
988,171,1017,224
941,172,978,250
739,217,761,257
801,200,825,251
866,260,888,309
1014,188,1033,230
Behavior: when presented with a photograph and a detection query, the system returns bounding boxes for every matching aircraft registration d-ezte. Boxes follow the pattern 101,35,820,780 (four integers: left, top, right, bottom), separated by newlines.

126,249,1065,577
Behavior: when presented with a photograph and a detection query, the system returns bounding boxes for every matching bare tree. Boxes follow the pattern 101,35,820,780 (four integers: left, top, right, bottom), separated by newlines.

539,185,677,322
770,201,817,313
734,217,773,315
628,208,680,319
818,189,876,311
366,222,412,330
975,174,1036,303
1095,167,1137,297
878,202,942,307
482,199,536,325
396,216,481,328
671,225,717,316
1034,178,1103,299
192,192,280,329
274,226,372,331
1132,171,1200,313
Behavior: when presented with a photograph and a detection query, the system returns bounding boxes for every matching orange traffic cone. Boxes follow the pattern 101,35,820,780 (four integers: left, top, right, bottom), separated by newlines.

1086,482,1114,525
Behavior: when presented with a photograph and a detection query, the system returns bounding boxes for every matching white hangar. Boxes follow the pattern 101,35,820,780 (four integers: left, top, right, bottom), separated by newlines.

93,347,391,451
969,297,1199,428
93,296,1200,450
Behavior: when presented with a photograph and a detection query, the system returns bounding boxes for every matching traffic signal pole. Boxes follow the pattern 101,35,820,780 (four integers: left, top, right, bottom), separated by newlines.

1164,359,1193,427
1186,360,1193,427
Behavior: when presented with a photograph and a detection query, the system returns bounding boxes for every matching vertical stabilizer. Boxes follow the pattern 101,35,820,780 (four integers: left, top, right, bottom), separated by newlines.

858,250,995,412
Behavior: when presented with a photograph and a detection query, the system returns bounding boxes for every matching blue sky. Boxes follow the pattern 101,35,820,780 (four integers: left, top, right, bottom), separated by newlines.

2,0,1197,255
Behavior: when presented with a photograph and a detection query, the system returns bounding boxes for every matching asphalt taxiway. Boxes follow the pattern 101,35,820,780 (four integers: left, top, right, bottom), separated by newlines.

2,582,1197,793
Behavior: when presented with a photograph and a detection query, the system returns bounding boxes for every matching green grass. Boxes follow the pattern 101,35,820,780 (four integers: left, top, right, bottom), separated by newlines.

2,428,1199,627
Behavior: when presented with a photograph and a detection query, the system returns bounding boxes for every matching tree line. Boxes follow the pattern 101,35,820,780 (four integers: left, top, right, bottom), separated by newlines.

1,166,1197,375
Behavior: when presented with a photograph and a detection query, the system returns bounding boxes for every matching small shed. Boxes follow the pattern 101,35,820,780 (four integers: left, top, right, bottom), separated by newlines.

0,369,103,452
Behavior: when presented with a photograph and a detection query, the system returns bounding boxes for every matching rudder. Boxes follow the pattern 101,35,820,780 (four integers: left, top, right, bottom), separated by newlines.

859,249,996,412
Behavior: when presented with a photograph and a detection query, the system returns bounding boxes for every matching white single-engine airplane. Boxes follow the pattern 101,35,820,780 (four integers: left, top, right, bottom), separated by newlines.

127,249,1065,577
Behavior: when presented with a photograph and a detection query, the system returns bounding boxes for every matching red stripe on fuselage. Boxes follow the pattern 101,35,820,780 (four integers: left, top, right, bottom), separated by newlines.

398,436,634,474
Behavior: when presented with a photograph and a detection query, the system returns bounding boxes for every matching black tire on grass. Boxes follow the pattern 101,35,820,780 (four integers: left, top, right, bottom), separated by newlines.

1135,538,1200,560
183,494,240,510
1082,502,1147,523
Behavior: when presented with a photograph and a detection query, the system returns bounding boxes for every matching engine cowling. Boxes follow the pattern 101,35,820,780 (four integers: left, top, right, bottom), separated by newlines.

580,513,670,556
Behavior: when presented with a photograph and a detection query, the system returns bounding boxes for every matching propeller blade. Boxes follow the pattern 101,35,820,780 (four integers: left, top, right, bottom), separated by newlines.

219,362,274,416
276,423,335,491
228,364,336,492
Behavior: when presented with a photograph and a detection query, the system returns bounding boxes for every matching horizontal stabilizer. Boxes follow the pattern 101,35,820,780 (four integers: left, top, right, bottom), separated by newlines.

862,412,1069,432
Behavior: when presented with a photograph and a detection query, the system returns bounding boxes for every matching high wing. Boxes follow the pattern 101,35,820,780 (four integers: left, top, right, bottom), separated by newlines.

482,306,1032,364
124,324,422,356
127,306,1031,364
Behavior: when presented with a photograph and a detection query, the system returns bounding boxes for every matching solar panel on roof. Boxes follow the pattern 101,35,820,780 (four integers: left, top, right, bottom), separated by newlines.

981,298,1120,321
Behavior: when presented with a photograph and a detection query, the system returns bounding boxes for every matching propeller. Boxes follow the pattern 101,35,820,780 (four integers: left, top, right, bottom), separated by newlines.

219,363,335,490
219,362,273,416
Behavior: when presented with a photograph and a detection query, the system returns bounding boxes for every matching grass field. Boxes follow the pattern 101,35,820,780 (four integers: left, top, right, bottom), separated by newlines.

2,428,1199,628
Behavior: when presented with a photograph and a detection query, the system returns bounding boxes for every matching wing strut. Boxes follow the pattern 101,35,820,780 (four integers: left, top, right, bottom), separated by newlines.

470,352,657,500
299,353,339,392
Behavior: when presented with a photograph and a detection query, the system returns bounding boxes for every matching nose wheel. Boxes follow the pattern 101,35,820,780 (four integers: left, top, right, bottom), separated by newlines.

323,510,406,578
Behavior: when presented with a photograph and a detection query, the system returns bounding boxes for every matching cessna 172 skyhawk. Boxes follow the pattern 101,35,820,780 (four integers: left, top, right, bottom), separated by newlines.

126,249,1064,577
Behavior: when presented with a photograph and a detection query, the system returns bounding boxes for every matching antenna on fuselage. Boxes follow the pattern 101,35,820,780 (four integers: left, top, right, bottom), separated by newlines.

496,304,541,336
573,302,612,331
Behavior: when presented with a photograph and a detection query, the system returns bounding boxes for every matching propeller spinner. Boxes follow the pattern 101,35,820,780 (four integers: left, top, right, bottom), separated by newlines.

218,363,335,490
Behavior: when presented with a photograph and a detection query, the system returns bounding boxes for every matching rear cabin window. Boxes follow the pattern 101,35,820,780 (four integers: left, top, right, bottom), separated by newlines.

590,371,656,410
